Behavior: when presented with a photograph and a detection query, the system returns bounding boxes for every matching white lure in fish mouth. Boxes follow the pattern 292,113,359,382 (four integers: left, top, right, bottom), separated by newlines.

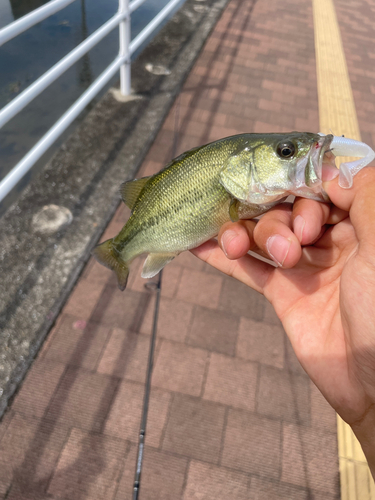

319,134,375,188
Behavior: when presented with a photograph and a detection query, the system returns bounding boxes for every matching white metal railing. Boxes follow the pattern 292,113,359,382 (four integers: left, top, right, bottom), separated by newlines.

0,0,183,202
0,0,76,46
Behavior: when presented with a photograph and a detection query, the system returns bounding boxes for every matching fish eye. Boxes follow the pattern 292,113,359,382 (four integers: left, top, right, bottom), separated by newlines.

276,141,296,158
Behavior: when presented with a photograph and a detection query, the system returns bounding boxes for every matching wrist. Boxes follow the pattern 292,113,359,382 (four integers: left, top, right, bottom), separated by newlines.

350,404,375,479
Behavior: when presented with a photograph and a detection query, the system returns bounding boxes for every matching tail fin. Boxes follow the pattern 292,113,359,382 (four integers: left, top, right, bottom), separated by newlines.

92,238,129,291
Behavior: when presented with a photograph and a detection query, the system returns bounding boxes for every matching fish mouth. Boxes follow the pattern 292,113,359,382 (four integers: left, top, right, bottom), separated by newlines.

289,134,335,202
292,134,334,194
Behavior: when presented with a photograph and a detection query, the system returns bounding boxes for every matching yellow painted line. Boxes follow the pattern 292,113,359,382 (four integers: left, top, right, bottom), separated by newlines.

312,0,375,499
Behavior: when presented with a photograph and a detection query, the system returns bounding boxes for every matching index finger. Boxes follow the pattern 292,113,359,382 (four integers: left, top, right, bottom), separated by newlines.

191,239,273,294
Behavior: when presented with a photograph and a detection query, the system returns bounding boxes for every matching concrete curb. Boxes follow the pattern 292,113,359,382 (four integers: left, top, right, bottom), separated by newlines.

0,0,229,417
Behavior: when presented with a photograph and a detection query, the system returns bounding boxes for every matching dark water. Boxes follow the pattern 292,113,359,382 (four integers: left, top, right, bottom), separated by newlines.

0,0,182,214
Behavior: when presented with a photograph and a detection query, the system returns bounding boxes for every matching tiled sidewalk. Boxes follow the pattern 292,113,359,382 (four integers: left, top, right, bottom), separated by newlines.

0,0,361,498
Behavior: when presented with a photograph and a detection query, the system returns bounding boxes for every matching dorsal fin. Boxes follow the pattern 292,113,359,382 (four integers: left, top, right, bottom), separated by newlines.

170,145,203,164
120,176,151,209
158,144,205,173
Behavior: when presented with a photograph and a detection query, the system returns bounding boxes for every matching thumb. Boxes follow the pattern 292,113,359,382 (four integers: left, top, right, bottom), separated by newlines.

323,167,375,251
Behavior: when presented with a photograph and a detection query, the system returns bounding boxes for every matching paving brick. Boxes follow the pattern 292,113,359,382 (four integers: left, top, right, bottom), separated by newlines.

0,409,14,443
178,90,195,107
175,134,206,157
81,257,115,286
263,300,282,326
115,444,188,500
152,340,208,396
139,159,164,177
140,295,193,342
150,127,176,148
161,263,183,299
257,365,310,424
310,381,337,433
45,367,118,432
126,255,154,292
207,125,239,142
203,353,258,411
39,312,66,356
181,119,210,139
97,328,161,382
218,276,265,321
162,394,225,463
187,305,239,355
12,359,65,418
310,491,340,500
105,380,171,448
221,409,281,478
113,202,131,223
42,314,111,370
5,489,52,500
258,121,291,134
90,286,150,332
48,428,128,500
249,476,312,500
142,144,170,167
295,117,316,130
183,460,250,500
63,278,106,320
281,423,340,496
99,219,125,242
0,413,68,498
176,269,223,309
237,317,284,368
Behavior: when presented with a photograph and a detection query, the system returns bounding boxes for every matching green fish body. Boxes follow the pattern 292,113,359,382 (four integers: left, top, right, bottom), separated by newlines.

93,132,333,290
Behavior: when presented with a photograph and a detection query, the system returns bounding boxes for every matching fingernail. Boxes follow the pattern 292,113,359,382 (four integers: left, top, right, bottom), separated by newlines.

221,230,238,257
266,235,291,266
293,215,305,243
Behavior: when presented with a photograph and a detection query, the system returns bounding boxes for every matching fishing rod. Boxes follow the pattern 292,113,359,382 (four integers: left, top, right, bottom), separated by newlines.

132,270,162,500
132,96,180,499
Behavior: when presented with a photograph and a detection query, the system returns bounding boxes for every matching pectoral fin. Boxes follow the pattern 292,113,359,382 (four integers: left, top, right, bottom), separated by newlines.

229,199,239,222
220,147,254,201
220,168,248,202
120,176,151,209
141,252,179,278
236,198,287,219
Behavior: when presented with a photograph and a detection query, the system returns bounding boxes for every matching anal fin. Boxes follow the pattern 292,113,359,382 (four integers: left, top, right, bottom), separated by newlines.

141,252,178,278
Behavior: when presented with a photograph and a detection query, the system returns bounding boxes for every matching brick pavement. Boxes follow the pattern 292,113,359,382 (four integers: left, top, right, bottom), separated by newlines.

3,0,374,497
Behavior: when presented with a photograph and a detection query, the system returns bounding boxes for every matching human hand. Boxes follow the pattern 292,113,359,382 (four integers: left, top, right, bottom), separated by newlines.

191,168,375,476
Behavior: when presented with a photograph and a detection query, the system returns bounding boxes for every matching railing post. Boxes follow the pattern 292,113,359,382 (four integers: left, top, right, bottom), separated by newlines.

119,0,131,96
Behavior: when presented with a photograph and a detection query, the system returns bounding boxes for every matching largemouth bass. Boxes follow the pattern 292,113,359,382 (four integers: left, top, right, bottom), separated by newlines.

92,132,374,290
